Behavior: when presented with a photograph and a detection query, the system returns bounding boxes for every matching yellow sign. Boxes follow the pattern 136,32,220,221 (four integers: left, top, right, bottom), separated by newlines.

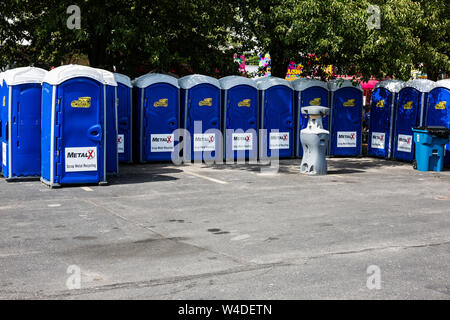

403,101,413,109
376,100,385,108
238,99,251,107
309,98,321,106
199,98,212,106
154,98,168,107
435,101,446,110
343,99,355,107
2,96,5,107
71,97,91,108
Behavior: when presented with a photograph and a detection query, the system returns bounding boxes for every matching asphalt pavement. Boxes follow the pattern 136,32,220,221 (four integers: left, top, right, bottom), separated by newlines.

0,158,449,299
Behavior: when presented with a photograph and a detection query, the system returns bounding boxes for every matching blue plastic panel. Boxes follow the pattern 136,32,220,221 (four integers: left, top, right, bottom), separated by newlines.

329,87,363,156
295,86,329,157
425,86,450,166
368,87,394,158
393,87,422,161
223,84,258,161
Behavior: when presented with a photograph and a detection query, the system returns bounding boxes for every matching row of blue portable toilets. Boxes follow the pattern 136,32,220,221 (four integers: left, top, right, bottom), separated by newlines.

0,65,449,187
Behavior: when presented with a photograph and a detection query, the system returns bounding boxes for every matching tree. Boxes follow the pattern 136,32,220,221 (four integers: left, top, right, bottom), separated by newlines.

0,0,241,77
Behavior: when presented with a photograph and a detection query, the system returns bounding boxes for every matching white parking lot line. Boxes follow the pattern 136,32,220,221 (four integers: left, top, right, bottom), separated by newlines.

181,168,228,185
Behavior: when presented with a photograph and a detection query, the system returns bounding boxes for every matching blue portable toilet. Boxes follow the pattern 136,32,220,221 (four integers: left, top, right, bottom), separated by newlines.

179,74,221,161
219,76,258,161
113,73,133,163
133,73,180,162
393,79,434,162
41,65,107,187
425,79,450,166
257,77,294,159
1,67,48,180
291,78,329,158
368,80,403,158
328,79,363,156
96,69,118,175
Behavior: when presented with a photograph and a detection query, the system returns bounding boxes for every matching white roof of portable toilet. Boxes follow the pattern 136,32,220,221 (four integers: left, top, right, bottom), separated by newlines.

113,73,132,88
133,73,179,89
253,77,269,83
95,69,117,87
43,65,105,85
374,80,404,93
219,75,257,90
327,79,362,92
4,67,48,86
291,78,328,91
401,79,434,92
256,76,292,90
178,74,220,90
0,72,3,86
434,79,450,90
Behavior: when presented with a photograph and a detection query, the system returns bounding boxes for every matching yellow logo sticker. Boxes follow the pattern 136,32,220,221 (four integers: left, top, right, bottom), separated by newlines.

2,96,5,107
238,99,251,107
309,98,321,106
199,98,212,106
343,99,355,107
435,101,446,110
154,98,168,107
71,97,91,108
376,100,385,108
403,101,413,109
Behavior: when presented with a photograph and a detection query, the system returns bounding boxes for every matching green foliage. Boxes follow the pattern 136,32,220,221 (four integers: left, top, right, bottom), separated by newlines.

0,0,448,79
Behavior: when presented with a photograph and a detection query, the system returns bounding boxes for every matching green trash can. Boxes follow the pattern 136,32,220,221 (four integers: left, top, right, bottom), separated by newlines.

412,126,450,172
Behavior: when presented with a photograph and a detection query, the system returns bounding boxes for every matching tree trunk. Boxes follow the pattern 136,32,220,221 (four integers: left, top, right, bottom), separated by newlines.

269,44,288,78
424,63,439,81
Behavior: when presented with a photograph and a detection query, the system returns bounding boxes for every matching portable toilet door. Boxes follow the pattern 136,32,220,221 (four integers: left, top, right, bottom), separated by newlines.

219,76,258,161
133,73,179,162
113,73,133,163
328,80,363,156
368,80,403,159
393,79,434,162
257,77,294,159
96,69,118,175
425,79,450,166
1,67,48,180
179,74,221,162
291,78,329,158
41,65,106,187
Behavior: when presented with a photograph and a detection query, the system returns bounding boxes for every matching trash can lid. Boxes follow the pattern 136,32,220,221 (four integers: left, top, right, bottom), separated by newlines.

291,78,328,91
374,80,404,93
219,75,257,90
327,79,362,92
4,67,48,86
113,73,132,88
413,126,450,138
133,73,179,89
